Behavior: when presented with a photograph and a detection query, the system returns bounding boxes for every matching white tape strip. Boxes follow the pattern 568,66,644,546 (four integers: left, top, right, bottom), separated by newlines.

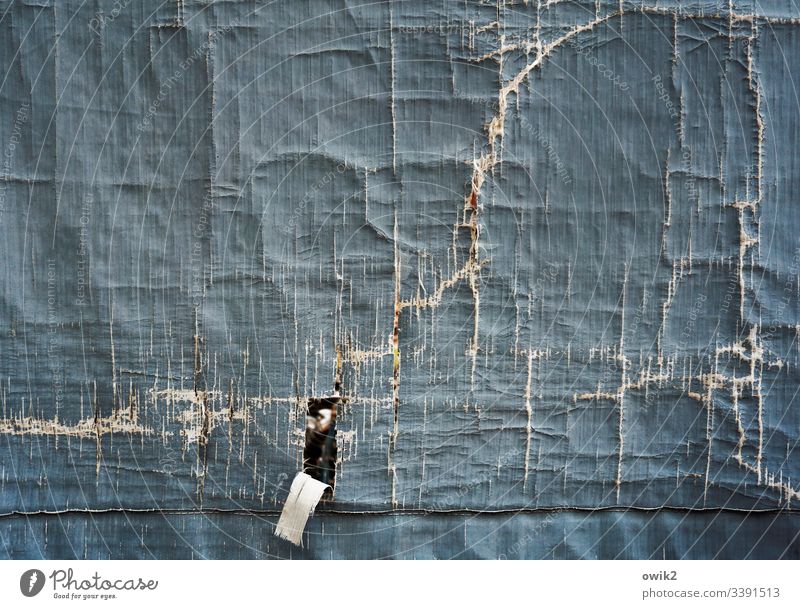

274,472,330,546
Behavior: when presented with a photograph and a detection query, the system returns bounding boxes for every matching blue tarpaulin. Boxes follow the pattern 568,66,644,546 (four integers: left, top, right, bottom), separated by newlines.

0,0,799,558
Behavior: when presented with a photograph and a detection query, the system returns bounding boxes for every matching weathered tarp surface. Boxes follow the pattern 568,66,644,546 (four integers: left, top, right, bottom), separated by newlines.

1,0,799,559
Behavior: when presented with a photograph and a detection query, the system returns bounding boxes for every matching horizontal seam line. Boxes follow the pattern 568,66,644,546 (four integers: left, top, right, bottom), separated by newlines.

1,506,798,518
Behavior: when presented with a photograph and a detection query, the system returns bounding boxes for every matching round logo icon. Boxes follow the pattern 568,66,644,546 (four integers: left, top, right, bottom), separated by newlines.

20,569,46,597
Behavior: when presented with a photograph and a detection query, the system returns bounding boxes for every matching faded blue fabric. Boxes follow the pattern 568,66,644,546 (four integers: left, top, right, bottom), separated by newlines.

0,0,798,558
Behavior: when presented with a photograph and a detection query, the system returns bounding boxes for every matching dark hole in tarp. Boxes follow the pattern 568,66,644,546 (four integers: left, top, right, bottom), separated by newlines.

303,395,342,490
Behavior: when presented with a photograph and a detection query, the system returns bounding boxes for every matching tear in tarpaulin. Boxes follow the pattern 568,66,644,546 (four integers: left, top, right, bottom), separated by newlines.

275,390,342,546
303,394,341,488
